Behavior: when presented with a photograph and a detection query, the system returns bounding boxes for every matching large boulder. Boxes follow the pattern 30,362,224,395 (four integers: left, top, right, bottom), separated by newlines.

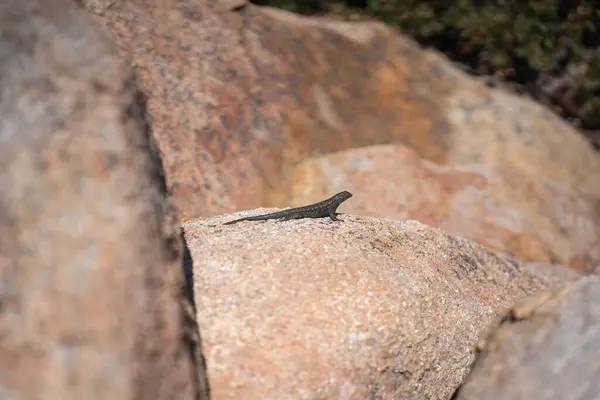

184,216,579,398
0,0,207,398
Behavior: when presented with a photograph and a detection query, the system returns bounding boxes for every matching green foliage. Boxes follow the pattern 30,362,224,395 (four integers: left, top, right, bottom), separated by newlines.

362,0,600,130
366,0,592,70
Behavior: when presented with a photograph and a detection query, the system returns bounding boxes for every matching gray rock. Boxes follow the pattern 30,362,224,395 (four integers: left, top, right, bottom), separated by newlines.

454,276,600,400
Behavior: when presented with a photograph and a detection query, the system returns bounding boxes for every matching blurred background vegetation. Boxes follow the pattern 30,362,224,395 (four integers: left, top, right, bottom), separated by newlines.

250,0,600,150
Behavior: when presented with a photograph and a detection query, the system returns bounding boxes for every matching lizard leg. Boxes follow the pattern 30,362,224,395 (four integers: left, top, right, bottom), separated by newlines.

329,212,339,221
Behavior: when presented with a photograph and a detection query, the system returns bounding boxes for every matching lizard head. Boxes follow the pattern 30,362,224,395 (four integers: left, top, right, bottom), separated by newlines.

337,191,353,201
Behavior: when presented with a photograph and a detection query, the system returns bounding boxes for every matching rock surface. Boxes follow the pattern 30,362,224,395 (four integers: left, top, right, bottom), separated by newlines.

0,0,207,398
454,276,600,400
87,1,600,272
183,216,579,399
292,143,600,272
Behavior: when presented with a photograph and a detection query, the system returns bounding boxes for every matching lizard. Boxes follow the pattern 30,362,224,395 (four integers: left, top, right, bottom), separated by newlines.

223,191,353,225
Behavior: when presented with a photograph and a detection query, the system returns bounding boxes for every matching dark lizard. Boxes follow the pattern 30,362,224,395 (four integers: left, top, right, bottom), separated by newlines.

223,191,353,225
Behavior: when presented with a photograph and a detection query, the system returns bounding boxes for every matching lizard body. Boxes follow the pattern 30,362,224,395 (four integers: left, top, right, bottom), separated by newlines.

223,191,352,225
